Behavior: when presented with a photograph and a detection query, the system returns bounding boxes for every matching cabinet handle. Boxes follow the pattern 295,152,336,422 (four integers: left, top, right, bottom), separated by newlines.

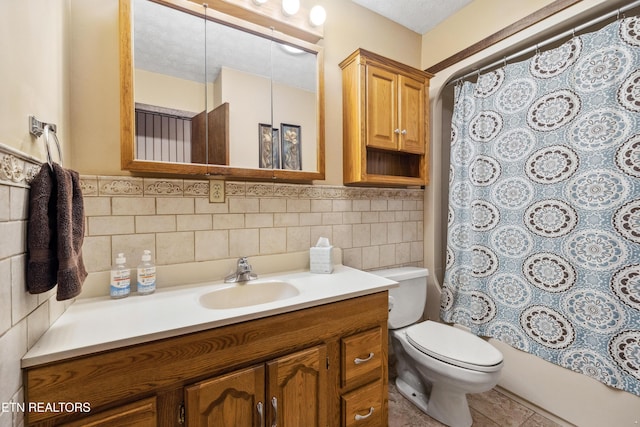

271,396,278,427
394,128,400,134
401,129,407,135
257,402,264,427
354,407,375,421
354,352,375,364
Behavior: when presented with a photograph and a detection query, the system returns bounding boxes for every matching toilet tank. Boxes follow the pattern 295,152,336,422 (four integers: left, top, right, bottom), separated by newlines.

370,267,429,329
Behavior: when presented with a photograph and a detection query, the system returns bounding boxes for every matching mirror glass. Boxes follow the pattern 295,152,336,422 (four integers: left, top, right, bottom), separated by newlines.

124,0,324,180
133,0,206,164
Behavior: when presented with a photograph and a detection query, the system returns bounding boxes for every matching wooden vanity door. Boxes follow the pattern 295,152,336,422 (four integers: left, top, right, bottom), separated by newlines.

266,345,328,427
185,365,266,427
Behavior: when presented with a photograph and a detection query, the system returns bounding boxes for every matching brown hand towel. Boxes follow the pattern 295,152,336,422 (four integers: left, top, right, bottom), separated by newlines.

52,163,87,301
26,164,58,294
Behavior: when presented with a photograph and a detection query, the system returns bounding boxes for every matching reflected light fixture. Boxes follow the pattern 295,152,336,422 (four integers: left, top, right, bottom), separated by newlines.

309,5,326,26
252,0,268,4
282,0,300,16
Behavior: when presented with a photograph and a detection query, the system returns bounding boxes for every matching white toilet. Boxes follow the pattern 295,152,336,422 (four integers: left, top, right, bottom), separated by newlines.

372,267,504,427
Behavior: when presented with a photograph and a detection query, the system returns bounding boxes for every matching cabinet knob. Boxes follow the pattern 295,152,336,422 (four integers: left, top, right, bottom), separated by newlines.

394,128,400,134
401,129,407,135
355,407,375,421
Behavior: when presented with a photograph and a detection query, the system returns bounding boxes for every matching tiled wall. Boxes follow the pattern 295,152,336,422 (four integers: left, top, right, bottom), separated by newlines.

0,152,70,427
80,176,425,291
0,148,423,427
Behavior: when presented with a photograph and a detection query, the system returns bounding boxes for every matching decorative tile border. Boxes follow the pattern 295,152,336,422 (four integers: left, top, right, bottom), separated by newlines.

0,143,42,187
80,175,424,201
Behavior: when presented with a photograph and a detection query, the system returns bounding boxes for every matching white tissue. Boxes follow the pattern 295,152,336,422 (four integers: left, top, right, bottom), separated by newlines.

310,237,333,274
315,237,330,247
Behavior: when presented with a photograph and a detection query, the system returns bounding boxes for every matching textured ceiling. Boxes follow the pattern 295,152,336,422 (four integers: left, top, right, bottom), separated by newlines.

351,0,473,34
133,0,316,91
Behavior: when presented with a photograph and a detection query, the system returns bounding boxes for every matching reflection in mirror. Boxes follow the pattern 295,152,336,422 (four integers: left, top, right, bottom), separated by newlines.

122,0,324,180
205,17,272,168
133,0,205,164
270,41,318,171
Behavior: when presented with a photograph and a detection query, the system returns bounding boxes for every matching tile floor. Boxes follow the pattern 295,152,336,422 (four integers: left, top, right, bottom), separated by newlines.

388,359,563,427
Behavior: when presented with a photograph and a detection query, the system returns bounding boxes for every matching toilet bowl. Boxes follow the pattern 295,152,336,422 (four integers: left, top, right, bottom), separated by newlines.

371,267,503,427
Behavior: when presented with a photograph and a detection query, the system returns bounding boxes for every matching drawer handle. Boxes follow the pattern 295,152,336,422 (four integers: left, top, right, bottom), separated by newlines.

354,407,375,421
354,352,374,364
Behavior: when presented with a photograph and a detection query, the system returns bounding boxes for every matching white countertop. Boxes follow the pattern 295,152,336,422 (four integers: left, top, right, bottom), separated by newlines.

22,265,397,368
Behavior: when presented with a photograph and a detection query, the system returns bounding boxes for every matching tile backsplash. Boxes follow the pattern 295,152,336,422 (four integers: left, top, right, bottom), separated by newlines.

80,177,425,287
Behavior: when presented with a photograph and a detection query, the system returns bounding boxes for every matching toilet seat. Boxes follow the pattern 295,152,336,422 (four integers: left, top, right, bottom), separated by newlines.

405,321,503,373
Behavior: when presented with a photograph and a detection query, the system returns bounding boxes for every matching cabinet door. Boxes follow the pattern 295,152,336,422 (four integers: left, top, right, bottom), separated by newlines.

185,365,266,427
398,75,425,154
61,397,156,427
366,65,398,151
267,345,328,427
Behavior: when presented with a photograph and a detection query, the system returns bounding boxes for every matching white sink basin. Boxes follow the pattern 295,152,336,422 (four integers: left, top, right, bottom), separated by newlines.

199,280,300,309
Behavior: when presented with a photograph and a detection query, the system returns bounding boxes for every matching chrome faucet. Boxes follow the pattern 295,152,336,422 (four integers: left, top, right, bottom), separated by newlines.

224,257,258,283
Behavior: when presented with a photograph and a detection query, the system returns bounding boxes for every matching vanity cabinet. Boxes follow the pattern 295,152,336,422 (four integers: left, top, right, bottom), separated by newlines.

340,48,433,187
23,292,388,427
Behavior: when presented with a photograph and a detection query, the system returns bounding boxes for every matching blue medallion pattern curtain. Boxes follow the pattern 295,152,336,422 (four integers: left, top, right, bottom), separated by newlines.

441,16,640,396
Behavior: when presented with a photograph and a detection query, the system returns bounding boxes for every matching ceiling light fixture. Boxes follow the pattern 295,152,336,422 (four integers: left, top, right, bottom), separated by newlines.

309,5,326,26
252,0,268,4
281,0,300,16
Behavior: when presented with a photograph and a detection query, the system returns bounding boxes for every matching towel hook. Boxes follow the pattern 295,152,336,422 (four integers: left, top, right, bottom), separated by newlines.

43,124,63,171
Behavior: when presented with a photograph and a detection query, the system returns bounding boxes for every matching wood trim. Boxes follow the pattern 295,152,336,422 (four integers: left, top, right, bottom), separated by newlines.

425,0,583,75
119,0,135,171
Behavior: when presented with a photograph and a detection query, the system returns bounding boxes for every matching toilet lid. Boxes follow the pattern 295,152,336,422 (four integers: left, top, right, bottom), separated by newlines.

406,321,503,373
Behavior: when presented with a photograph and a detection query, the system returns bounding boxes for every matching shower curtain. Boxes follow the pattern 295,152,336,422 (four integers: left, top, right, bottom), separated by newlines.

441,16,640,396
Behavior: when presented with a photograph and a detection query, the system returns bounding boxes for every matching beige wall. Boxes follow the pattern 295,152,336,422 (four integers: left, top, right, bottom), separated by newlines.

424,0,640,425
0,0,71,163
421,0,556,69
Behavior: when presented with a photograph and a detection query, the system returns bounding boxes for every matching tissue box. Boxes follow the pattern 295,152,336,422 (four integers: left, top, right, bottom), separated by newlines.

310,246,333,274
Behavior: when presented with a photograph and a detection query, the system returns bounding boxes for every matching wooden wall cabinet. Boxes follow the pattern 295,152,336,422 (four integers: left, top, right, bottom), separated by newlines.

24,292,388,427
340,48,433,187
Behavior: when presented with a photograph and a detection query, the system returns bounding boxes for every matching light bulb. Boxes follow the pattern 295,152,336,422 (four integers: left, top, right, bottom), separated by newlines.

281,0,300,16
309,5,326,26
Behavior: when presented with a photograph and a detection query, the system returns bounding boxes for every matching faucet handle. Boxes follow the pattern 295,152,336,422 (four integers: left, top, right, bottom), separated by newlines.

237,257,251,272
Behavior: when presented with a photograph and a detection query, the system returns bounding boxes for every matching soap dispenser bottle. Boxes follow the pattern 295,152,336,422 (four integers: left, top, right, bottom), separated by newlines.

110,253,131,299
136,250,156,295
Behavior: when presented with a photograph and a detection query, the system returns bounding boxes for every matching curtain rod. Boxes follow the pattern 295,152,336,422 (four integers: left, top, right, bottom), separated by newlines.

449,0,640,86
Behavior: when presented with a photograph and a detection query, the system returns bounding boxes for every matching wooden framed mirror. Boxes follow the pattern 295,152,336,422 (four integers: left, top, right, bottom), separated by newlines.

120,0,325,181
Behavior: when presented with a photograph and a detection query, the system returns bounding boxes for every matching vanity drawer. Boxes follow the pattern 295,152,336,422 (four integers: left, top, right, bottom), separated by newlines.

341,327,382,387
341,380,383,427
